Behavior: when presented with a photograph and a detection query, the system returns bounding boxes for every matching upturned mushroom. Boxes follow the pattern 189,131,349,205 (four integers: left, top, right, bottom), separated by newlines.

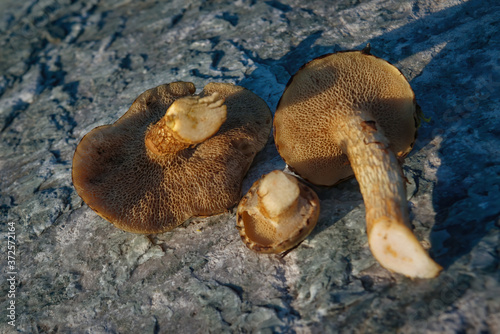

273,46,442,278
72,82,271,233
237,170,320,254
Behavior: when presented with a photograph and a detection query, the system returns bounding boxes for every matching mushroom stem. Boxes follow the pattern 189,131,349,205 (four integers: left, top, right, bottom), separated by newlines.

145,92,227,155
257,170,300,220
337,110,442,279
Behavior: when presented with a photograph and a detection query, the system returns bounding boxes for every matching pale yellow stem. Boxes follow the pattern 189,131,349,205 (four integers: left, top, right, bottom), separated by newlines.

337,110,442,278
145,92,227,155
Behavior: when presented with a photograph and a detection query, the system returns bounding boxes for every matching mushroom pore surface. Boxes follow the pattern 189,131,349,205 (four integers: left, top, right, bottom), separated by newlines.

274,50,418,186
72,82,272,233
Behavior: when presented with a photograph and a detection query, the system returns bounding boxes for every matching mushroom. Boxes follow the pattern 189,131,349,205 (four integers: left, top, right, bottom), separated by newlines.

72,81,272,233
273,47,442,278
236,170,320,254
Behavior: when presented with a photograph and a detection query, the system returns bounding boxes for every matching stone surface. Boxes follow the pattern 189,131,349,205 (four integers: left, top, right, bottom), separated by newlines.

1,0,499,333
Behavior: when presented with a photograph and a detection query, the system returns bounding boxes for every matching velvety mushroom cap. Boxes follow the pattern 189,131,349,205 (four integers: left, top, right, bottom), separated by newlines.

237,170,320,254
274,50,418,186
72,82,272,233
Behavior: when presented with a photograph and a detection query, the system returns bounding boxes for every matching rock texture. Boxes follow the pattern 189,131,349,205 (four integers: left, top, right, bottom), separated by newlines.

1,0,499,333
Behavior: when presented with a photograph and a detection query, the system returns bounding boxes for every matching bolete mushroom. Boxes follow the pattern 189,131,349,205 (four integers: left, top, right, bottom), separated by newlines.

72,81,272,233
236,170,320,254
273,47,442,278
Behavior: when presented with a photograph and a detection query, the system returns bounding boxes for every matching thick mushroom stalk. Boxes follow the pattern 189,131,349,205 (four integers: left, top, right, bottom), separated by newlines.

338,109,442,278
145,92,227,155
258,169,301,220
273,48,442,278
237,170,320,254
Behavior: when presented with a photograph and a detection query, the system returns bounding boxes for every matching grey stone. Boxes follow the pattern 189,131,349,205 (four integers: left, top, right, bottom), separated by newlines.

1,0,499,333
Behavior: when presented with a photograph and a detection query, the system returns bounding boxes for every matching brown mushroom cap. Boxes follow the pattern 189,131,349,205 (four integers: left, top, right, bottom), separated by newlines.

236,170,320,254
274,49,418,186
72,82,272,233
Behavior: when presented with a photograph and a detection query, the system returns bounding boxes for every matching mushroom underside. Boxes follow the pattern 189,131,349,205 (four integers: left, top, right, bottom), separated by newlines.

73,82,271,233
273,50,441,278
274,51,418,186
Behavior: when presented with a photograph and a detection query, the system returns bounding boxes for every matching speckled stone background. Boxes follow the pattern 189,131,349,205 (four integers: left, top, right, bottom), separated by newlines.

1,0,499,333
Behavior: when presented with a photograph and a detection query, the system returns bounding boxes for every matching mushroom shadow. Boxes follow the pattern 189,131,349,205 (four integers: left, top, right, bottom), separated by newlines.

408,0,500,269
235,0,497,269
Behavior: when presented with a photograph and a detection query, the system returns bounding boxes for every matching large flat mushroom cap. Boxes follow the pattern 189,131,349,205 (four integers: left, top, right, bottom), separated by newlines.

274,50,418,186
72,82,272,233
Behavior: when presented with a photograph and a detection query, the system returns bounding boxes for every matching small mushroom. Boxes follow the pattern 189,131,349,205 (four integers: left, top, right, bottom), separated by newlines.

273,47,442,278
72,82,272,233
237,170,320,254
